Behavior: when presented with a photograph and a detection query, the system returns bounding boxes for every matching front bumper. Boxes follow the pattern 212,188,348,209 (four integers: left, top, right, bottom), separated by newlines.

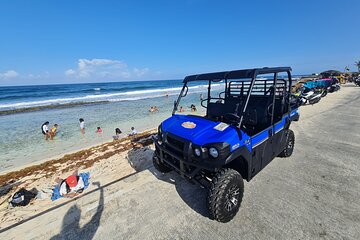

152,135,227,179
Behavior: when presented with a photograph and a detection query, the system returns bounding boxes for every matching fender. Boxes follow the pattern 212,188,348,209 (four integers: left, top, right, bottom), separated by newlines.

224,145,252,181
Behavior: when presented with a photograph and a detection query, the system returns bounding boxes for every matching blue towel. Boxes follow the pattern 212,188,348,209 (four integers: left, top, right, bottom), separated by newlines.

51,172,91,201
51,185,62,201
79,172,90,189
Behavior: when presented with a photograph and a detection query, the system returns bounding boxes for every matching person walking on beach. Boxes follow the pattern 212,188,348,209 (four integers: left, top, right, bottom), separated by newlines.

79,118,85,134
41,121,51,140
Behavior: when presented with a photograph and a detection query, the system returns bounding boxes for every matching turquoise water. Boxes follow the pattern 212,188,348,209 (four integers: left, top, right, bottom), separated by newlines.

0,80,210,172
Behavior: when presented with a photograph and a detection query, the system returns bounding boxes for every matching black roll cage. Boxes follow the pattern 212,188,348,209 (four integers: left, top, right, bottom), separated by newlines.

172,67,292,128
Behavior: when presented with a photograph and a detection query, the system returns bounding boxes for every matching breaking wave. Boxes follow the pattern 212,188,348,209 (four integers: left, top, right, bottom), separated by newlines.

0,83,222,111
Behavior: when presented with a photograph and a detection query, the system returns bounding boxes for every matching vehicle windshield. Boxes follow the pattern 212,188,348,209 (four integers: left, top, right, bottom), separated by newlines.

174,80,225,116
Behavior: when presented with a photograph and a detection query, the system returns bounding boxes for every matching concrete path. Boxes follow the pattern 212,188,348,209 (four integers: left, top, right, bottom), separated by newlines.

1,84,359,240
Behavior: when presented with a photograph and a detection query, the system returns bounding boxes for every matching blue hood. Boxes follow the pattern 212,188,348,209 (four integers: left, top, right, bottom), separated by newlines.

161,114,241,146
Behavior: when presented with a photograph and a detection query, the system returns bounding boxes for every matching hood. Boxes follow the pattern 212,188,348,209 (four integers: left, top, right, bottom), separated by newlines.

161,114,239,146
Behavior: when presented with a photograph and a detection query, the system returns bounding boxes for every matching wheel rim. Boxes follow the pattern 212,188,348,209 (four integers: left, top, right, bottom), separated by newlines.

288,138,293,150
225,185,240,212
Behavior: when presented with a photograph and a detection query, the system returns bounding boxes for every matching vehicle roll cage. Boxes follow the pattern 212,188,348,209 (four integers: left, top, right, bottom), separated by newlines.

172,67,292,128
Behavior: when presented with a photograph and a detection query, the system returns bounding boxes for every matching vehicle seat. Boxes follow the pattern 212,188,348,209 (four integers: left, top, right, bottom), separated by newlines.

242,97,272,135
207,98,243,120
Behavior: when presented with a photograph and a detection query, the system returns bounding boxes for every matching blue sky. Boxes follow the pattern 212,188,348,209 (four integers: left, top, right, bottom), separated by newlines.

0,0,359,86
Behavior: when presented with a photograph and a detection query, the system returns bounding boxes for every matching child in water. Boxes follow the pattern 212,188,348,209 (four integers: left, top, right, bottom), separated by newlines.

96,127,102,133
50,124,59,140
79,118,85,134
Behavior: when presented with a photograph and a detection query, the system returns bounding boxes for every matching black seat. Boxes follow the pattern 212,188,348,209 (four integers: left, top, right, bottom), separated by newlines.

207,98,243,120
242,96,273,135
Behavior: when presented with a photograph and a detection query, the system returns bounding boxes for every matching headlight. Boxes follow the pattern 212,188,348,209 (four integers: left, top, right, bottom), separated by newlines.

209,147,219,158
194,148,201,157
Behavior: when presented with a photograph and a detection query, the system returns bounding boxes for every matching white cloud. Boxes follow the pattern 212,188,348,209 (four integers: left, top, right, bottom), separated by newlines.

65,69,76,76
133,67,149,77
65,58,150,80
0,70,19,79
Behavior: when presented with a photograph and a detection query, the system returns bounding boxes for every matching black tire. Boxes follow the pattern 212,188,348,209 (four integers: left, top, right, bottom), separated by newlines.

321,90,327,97
152,153,172,173
278,129,295,157
208,168,244,223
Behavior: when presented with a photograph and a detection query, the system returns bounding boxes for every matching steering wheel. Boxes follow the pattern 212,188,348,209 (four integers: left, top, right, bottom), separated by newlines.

223,113,240,125
219,91,225,99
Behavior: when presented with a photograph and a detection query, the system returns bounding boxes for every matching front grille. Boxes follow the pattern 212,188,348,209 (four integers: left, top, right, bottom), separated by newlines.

165,134,186,158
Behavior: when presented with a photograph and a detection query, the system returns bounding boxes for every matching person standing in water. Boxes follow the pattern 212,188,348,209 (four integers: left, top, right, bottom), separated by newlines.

79,118,85,134
50,123,59,140
41,121,51,140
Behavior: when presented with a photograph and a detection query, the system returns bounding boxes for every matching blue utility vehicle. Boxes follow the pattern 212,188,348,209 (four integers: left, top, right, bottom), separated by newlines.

153,67,299,222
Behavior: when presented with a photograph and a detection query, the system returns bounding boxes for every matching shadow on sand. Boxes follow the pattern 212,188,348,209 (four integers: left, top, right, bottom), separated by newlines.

127,148,210,219
50,182,104,240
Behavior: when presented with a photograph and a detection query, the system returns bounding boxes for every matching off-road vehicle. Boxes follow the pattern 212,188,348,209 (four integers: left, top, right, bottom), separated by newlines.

153,67,299,222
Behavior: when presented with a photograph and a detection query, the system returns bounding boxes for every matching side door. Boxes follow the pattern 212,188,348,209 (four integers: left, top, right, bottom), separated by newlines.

250,126,274,178
272,118,287,156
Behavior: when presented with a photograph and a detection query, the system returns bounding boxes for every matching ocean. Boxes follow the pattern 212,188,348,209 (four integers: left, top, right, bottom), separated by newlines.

0,79,211,172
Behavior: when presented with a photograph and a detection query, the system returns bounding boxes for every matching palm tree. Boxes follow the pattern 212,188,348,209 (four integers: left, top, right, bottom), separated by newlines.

355,61,360,72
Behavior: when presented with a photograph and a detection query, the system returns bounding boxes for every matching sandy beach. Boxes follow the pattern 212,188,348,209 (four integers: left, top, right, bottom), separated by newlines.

0,130,156,229
0,83,359,239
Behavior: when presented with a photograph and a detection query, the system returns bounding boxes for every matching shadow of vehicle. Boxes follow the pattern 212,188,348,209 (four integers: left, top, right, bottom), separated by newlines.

50,182,104,240
127,148,210,219
127,146,153,172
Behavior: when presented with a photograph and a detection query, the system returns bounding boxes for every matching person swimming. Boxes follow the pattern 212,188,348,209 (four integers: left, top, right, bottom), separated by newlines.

96,127,102,133
149,106,158,113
